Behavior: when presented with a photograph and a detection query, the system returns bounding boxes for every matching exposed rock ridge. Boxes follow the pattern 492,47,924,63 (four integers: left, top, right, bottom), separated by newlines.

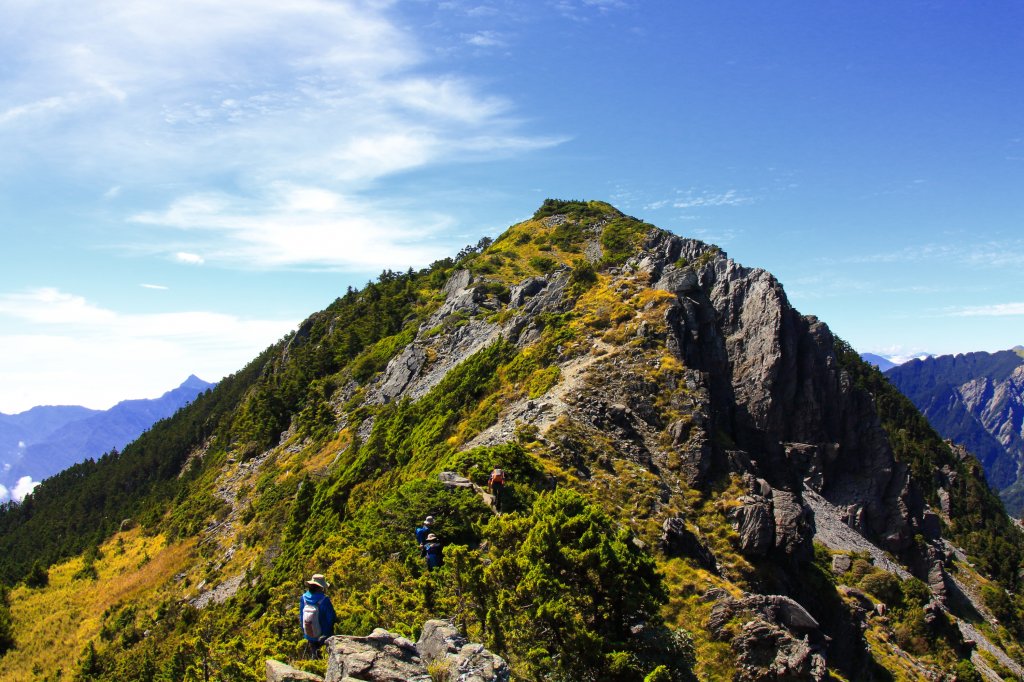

641,228,930,559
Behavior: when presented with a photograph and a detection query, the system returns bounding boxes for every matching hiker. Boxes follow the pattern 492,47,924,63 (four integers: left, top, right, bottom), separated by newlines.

300,573,337,657
424,533,444,570
488,468,506,511
415,515,434,555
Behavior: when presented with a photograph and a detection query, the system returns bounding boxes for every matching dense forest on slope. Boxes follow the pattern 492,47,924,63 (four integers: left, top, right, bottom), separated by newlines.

0,200,1021,682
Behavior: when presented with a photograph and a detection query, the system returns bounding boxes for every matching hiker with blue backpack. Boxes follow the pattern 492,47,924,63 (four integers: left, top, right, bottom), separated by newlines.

300,573,337,657
424,533,444,570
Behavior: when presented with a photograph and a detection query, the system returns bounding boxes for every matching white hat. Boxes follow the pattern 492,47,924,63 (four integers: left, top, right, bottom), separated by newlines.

426,533,438,541
424,516,434,526
306,574,330,590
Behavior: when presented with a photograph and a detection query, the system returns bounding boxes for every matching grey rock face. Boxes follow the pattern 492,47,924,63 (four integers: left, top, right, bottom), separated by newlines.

708,593,827,681
417,620,510,682
733,494,776,557
643,229,926,556
324,629,428,682
319,623,508,682
733,619,827,682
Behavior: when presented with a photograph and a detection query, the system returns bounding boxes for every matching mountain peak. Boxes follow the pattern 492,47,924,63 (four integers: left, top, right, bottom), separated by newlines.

179,374,212,390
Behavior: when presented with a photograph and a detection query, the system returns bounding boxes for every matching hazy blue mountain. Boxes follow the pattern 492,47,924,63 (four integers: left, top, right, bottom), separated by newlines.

860,352,897,372
0,375,214,499
886,350,1024,515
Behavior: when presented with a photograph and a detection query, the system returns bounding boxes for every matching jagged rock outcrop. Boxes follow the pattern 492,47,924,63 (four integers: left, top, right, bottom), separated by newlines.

640,229,929,559
708,591,827,681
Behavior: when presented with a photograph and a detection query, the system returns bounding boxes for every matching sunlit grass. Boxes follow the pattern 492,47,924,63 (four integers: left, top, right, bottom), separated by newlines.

0,529,193,681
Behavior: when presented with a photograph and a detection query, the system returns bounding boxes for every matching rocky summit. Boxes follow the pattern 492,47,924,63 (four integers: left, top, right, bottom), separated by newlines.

0,200,1021,681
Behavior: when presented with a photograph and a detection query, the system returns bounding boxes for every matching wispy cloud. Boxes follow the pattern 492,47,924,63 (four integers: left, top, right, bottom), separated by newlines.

174,252,205,265
0,0,562,267
643,188,753,212
465,31,506,48
141,283,169,290
947,302,1024,317
672,189,751,210
836,240,1024,268
134,184,463,270
0,288,295,413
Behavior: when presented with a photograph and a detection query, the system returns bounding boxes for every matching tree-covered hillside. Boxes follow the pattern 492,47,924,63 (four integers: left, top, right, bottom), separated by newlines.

0,200,1021,682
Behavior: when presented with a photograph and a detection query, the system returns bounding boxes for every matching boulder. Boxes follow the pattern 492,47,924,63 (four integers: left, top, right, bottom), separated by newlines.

416,620,510,682
416,620,466,665
437,472,474,490
733,495,775,557
733,619,827,682
509,276,547,307
831,554,852,575
324,629,429,682
707,592,827,679
771,490,814,561
660,517,718,573
450,642,511,682
267,660,324,682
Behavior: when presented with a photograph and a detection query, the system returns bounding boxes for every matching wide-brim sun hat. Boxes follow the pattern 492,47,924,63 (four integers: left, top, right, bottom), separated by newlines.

426,534,438,541
306,573,330,590
424,516,434,525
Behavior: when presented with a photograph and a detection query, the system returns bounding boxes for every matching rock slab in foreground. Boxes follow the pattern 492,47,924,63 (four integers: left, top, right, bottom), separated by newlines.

266,659,324,682
269,620,508,682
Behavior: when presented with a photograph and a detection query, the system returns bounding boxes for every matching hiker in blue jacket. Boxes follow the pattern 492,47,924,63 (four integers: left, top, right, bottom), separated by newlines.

424,533,444,570
415,515,434,555
300,573,337,657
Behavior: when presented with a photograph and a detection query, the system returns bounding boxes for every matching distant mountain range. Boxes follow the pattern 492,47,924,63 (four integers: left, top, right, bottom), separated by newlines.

885,350,1024,516
0,375,214,501
860,353,898,372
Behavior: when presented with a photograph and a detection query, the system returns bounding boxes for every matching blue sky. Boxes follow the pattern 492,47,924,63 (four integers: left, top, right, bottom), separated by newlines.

0,0,1021,414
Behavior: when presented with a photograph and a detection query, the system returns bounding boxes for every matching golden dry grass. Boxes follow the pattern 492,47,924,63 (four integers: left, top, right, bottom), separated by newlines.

0,529,193,681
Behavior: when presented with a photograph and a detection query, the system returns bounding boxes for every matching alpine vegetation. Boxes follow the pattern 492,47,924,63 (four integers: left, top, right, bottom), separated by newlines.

0,200,1021,682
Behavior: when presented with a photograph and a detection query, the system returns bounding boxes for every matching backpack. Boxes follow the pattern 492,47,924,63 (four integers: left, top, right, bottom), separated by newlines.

302,597,322,639
490,469,505,485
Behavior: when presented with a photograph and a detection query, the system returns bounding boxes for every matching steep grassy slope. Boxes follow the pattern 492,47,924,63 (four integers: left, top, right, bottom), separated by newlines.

0,200,1021,682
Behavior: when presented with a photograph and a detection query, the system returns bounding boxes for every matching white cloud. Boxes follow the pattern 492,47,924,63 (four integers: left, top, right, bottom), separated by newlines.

841,241,1024,268
672,189,751,210
141,283,169,290
174,252,205,265
0,0,562,274
11,476,40,502
17,442,25,449
134,184,462,271
0,0,559,241
466,31,505,48
0,288,296,413
948,302,1024,317
0,484,7,501
0,288,117,325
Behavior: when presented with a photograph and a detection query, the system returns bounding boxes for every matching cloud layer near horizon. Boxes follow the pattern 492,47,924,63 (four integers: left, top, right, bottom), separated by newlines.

0,288,296,413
